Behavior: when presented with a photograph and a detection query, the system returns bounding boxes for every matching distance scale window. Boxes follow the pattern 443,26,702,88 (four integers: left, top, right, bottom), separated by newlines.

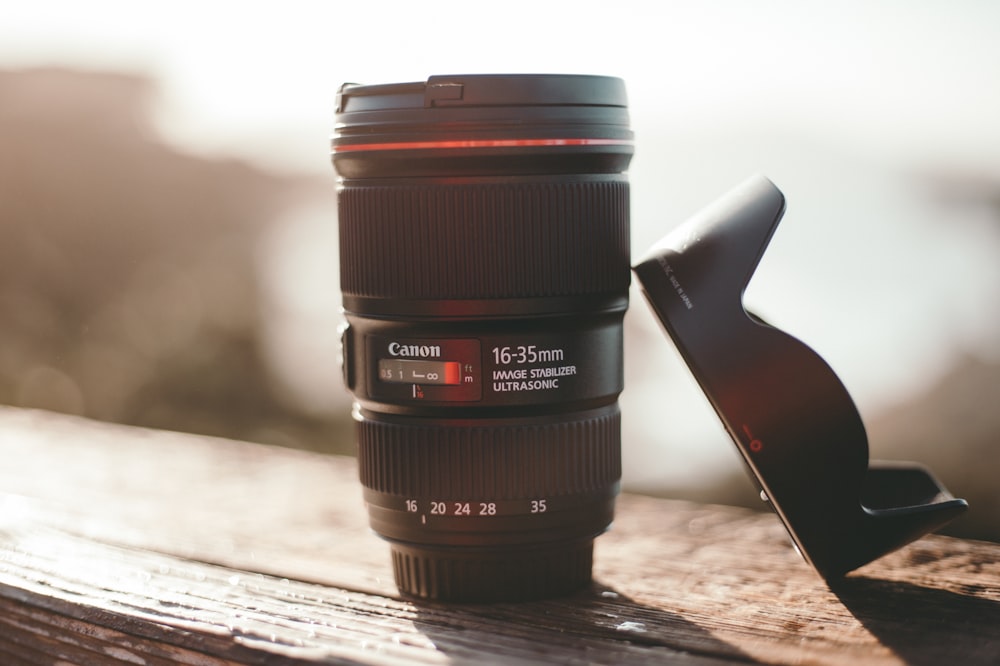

369,338,482,402
378,358,462,386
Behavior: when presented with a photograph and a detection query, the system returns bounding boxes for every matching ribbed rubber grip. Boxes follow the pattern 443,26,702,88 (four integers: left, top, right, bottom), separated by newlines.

357,409,621,500
338,180,630,300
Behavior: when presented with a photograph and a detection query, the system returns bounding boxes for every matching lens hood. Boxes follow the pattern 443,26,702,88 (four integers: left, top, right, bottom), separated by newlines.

635,175,967,579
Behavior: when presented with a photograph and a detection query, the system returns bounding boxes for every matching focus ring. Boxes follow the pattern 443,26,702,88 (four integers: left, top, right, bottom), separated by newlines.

338,180,630,300
357,408,621,501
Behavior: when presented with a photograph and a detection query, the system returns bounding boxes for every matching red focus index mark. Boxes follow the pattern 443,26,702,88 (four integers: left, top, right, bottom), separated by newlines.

333,138,634,153
444,362,462,385
742,424,764,453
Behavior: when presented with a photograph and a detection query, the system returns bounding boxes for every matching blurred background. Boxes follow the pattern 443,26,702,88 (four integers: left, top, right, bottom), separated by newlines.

1,1,997,540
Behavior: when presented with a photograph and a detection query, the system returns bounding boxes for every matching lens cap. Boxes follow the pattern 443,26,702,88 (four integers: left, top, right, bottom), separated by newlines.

336,73,628,113
634,175,967,579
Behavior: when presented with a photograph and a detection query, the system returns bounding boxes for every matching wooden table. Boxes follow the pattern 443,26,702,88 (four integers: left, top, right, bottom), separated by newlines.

0,406,997,665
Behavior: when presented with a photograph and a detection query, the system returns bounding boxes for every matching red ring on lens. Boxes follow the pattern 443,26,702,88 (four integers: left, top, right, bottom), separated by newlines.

333,138,635,153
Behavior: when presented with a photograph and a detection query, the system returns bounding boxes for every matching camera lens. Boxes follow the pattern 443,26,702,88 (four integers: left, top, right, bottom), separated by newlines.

332,74,633,602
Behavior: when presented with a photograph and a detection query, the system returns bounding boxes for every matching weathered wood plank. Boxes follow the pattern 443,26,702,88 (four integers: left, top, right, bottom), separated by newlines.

0,500,737,665
0,407,997,665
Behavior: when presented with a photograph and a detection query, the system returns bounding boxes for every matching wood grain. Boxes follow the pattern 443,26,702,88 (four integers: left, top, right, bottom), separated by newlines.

0,407,997,664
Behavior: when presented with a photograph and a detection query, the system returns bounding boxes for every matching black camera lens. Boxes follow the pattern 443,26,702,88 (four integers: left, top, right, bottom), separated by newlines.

332,74,633,602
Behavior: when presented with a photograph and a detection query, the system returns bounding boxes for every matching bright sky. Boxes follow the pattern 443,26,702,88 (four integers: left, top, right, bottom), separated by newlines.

4,0,1000,486
3,1,1000,175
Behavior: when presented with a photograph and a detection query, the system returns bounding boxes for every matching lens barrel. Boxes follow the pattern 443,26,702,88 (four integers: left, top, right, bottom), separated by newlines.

333,74,633,602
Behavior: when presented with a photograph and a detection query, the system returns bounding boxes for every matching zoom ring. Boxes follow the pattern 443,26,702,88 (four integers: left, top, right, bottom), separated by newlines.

338,180,630,300
357,408,621,501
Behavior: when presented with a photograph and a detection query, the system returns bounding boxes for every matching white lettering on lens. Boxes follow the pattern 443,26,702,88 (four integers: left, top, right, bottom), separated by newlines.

493,368,528,380
492,379,559,392
530,365,576,379
492,346,565,365
388,342,442,358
